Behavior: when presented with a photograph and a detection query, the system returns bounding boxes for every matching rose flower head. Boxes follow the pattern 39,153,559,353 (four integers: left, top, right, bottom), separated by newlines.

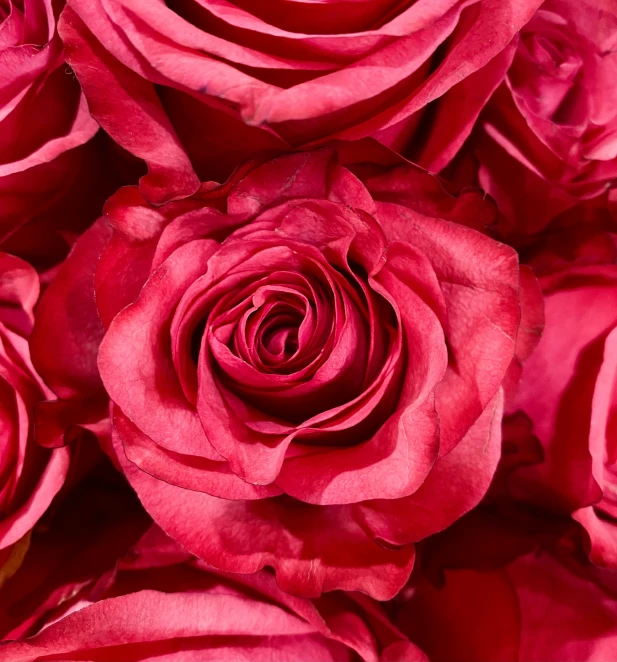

57,0,541,190
478,0,617,235
0,254,70,581
0,0,108,268
58,148,541,600
512,252,617,568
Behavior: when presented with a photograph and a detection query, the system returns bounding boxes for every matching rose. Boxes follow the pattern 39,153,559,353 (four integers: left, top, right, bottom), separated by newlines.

93,147,536,599
409,412,568,584
396,551,617,662
0,460,150,641
42,146,538,599
57,0,541,200
0,0,108,268
477,0,617,236
1,525,424,662
511,252,617,567
0,254,70,586
29,219,113,451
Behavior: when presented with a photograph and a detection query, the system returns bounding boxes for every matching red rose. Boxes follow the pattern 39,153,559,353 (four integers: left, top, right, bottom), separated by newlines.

0,460,150,641
57,0,541,197
0,0,111,268
512,256,617,567
1,525,424,662
477,0,617,236
396,551,617,662
43,147,538,600
0,254,70,577
29,219,112,450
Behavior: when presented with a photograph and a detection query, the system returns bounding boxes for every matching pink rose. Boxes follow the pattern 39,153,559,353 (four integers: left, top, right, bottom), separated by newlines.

477,0,617,235
57,0,541,198
397,551,617,662
1,525,424,662
0,0,112,268
512,254,617,567
34,147,541,600
0,254,70,576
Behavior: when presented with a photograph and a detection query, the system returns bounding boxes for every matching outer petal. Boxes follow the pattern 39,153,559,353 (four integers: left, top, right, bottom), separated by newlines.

377,201,519,454
59,7,199,203
1,590,324,662
477,121,578,236
503,265,545,410
399,552,617,662
30,219,111,400
573,325,617,566
227,150,377,220
112,426,415,600
98,239,220,459
0,254,39,334
0,446,70,550
1,526,416,660
512,268,617,512
574,506,617,568
513,553,617,662
0,461,150,641
113,406,279,500
356,389,503,545
411,42,517,172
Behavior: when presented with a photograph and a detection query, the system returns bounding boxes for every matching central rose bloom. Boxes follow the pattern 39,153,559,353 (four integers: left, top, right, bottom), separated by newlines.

48,148,540,599
157,200,408,481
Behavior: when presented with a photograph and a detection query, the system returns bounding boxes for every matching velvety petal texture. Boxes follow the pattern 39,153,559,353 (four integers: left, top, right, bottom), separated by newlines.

0,525,424,661
57,0,542,186
512,259,617,567
84,147,537,598
477,0,617,236
3,0,617,657
29,220,112,450
0,0,109,269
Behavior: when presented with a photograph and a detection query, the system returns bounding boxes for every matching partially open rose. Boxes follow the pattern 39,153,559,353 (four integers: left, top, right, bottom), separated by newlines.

0,254,70,583
512,255,617,567
57,0,541,195
44,148,538,599
477,0,617,235
0,0,106,268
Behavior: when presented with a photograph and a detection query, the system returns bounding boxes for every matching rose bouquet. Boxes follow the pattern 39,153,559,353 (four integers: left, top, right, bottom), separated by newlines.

0,1,616,660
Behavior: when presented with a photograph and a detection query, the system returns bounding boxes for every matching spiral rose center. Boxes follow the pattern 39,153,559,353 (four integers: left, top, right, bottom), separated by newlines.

175,234,404,431
237,288,312,373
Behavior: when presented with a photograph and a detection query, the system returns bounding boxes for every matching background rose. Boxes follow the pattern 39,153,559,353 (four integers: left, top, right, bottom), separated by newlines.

0,254,70,584
0,0,114,269
395,551,617,662
57,0,541,199
511,251,617,567
0,459,150,641
42,146,540,600
1,524,424,662
29,219,113,451
477,0,617,236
